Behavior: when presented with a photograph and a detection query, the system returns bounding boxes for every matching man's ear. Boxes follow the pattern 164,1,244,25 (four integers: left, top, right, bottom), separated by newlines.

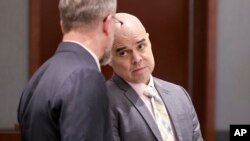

60,20,65,33
103,14,113,36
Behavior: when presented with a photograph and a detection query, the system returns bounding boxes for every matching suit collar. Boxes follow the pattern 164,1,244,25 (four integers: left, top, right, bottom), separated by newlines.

112,74,163,141
111,73,131,91
56,42,100,71
62,40,101,71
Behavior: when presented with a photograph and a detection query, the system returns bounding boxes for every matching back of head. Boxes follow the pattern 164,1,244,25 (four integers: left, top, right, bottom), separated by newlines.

59,0,117,33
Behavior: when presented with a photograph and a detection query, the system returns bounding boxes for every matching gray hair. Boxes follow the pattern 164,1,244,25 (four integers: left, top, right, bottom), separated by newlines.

59,0,117,32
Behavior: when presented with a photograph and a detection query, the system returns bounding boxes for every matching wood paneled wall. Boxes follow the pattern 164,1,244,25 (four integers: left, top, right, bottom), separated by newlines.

0,131,20,141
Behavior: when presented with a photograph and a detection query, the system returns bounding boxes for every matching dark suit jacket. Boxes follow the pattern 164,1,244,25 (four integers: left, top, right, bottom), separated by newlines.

18,42,112,141
106,74,203,141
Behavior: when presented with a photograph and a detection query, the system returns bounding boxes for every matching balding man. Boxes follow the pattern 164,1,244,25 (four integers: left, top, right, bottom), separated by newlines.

106,13,203,141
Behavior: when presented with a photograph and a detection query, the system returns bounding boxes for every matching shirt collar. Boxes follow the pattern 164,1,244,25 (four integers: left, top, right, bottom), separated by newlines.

148,75,155,88
63,40,101,72
126,75,154,95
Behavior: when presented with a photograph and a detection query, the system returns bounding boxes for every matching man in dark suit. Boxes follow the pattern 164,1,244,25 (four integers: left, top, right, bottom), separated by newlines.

107,13,203,141
17,0,117,140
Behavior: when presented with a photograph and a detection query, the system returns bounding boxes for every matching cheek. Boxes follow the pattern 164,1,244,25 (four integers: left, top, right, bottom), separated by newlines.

150,55,155,65
143,54,154,64
112,59,130,71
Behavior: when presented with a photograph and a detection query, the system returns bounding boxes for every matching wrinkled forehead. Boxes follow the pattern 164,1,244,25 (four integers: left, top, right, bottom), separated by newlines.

113,30,148,50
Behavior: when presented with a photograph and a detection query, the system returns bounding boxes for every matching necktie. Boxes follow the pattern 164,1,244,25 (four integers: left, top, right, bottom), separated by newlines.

144,86,175,141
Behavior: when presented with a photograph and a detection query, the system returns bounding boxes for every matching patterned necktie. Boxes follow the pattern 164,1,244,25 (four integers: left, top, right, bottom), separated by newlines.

144,85,175,141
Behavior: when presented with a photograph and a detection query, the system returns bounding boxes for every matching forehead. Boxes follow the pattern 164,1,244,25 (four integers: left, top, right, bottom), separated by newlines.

114,29,147,47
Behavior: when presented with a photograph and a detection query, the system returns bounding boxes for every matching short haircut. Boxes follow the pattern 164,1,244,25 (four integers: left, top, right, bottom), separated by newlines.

59,0,117,32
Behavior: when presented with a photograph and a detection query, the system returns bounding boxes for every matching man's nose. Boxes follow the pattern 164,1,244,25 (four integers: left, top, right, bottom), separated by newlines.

132,51,142,64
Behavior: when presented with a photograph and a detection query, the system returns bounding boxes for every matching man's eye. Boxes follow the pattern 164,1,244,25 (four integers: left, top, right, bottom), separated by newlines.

138,44,145,49
119,51,127,57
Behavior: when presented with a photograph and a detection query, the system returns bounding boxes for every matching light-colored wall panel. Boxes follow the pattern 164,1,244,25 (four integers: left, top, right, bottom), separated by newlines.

0,0,28,129
216,0,250,131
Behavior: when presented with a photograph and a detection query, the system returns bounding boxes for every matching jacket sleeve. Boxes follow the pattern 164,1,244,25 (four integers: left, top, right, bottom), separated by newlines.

181,87,203,141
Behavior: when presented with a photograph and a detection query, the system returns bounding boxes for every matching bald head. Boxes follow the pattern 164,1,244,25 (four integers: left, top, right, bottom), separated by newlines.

114,13,146,40
110,13,155,84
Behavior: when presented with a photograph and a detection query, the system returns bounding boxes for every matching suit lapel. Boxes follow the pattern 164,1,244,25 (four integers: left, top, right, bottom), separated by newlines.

154,78,183,141
112,74,163,141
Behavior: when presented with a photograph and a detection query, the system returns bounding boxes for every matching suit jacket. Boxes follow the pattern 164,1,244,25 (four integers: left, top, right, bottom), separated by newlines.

106,74,203,141
18,42,112,141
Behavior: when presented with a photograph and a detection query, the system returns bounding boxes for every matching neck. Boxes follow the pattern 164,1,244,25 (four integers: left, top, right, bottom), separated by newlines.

62,28,104,60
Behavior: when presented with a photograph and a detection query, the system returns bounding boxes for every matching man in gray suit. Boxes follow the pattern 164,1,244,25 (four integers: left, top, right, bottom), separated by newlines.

18,0,117,140
107,13,203,141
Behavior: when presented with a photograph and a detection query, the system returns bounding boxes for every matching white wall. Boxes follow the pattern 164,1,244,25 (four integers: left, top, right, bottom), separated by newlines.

216,0,250,131
0,0,28,129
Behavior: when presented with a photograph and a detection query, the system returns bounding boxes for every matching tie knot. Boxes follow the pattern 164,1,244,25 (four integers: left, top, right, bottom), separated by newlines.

143,85,163,103
143,85,156,98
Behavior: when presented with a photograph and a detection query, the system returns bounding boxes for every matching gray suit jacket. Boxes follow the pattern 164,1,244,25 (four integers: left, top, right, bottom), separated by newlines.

106,74,203,141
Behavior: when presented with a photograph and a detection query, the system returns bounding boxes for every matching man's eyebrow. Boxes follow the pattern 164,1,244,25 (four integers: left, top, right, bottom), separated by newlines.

136,38,146,44
115,47,127,53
